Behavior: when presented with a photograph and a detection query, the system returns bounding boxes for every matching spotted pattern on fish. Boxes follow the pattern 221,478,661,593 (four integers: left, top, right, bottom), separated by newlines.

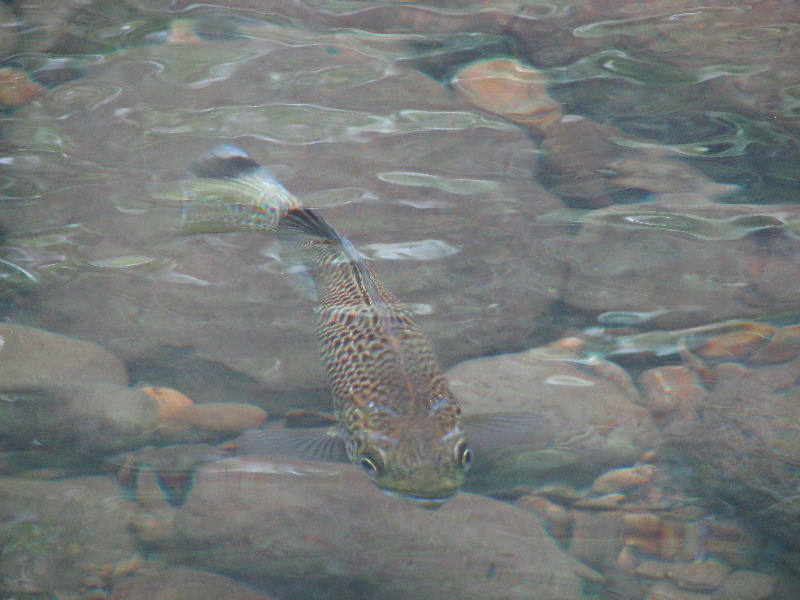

183,147,471,505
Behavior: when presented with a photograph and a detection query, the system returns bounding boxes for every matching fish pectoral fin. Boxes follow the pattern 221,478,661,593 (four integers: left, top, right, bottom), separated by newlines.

229,427,348,463
462,412,545,454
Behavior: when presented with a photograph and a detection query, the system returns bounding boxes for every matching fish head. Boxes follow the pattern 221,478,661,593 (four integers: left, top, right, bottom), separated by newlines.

347,412,472,508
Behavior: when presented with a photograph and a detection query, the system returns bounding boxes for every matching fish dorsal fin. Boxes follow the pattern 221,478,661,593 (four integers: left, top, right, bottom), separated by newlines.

462,412,544,454
230,427,349,463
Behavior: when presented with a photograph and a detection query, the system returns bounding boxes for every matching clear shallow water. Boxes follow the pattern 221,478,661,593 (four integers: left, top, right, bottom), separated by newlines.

1,1,800,599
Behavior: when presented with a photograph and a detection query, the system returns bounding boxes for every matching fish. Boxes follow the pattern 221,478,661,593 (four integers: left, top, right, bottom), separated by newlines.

182,145,536,507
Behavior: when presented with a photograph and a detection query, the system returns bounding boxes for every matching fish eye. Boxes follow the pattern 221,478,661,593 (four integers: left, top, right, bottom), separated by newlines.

358,452,383,475
456,441,472,470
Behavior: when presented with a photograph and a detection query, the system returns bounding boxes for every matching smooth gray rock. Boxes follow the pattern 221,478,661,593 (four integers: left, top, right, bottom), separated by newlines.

663,357,800,551
3,33,564,409
0,475,139,596
447,346,659,490
145,455,587,600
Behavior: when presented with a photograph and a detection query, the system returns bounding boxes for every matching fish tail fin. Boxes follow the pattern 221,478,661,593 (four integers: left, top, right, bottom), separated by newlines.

181,145,301,235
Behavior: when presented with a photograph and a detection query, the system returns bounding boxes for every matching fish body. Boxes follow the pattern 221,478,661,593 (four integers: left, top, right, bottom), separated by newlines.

184,146,471,506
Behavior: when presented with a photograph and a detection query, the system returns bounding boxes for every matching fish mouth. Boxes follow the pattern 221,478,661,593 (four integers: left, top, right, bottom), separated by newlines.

380,488,458,509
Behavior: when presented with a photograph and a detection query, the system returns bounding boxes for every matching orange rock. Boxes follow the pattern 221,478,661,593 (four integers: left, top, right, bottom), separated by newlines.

638,366,707,416
616,543,639,571
623,513,662,536
666,558,730,591
748,323,800,364
171,402,267,434
693,321,775,361
591,464,655,494
166,19,205,44
141,386,195,421
636,559,669,579
451,58,563,126
712,570,775,600
0,68,45,108
516,495,572,539
647,582,712,600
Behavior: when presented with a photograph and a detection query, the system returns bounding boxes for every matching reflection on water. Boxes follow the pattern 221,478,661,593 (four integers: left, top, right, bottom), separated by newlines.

1,1,799,598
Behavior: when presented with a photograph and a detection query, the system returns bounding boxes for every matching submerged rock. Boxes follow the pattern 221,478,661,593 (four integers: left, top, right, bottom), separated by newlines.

560,203,800,328
0,475,140,597
111,567,278,600
447,345,658,491
663,356,800,551
138,456,586,600
3,31,563,408
0,381,159,454
0,323,128,387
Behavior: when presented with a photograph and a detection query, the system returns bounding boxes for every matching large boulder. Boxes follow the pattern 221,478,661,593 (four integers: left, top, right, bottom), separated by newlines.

111,567,279,600
0,475,140,597
447,346,659,491
3,29,564,409
660,356,800,551
559,203,800,328
142,456,587,600
0,323,128,387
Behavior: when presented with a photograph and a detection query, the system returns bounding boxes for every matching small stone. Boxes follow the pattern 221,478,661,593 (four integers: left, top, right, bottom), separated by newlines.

638,366,707,416
82,575,105,589
451,57,563,126
694,321,775,361
0,324,128,386
515,495,572,538
636,560,669,579
141,387,194,421
667,559,730,591
111,567,279,600
128,513,175,544
166,19,205,44
711,570,776,600
591,465,655,494
623,513,662,536
159,402,267,442
0,68,45,108
574,492,627,509
568,512,626,567
647,582,713,600
749,323,800,364
616,543,639,570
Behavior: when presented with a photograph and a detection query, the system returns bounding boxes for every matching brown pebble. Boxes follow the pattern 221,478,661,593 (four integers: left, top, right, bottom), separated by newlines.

667,559,730,591
749,323,800,364
82,575,105,589
516,494,571,524
636,560,669,579
167,18,205,44
623,512,662,536
568,512,626,567
141,386,195,420
647,582,713,600
616,543,639,570
451,57,563,126
638,366,707,416
694,321,774,361
128,513,175,543
575,492,627,509
0,67,45,107
710,570,775,600
592,465,655,494
172,403,267,432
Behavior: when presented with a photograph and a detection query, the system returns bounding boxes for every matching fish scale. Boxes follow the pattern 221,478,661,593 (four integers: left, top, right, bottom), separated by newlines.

182,145,472,506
